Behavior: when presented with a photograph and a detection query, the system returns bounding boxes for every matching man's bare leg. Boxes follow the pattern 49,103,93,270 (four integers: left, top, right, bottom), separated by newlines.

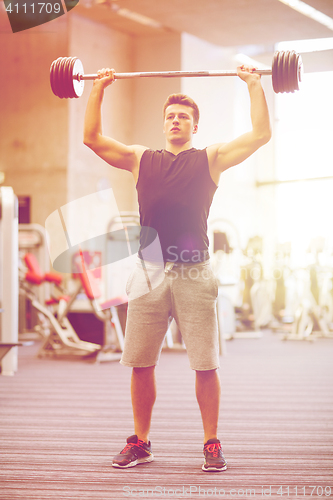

195,369,221,443
196,368,227,472
132,366,156,443
112,366,155,468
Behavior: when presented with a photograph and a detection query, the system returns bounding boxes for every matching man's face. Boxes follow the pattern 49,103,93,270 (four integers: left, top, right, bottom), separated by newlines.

163,104,198,144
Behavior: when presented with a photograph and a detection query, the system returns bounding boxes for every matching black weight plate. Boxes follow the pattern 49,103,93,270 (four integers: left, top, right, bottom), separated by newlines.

50,57,74,98
294,51,300,92
288,51,296,93
66,57,76,99
283,50,292,92
282,51,290,93
287,51,295,92
55,57,65,99
58,58,67,99
285,51,294,93
280,51,287,93
277,51,285,94
50,60,58,97
60,57,69,98
59,57,71,99
63,57,73,98
64,57,73,99
272,51,280,94
275,51,284,93
52,58,62,98
52,58,61,98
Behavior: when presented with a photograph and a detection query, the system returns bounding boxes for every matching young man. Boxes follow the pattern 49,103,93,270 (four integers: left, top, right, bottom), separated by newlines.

83,64,271,472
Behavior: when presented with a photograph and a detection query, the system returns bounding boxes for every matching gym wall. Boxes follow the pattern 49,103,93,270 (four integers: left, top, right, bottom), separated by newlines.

0,13,69,226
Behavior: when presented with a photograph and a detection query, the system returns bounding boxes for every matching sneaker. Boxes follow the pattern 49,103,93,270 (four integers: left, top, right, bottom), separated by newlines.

202,438,227,472
112,435,154,468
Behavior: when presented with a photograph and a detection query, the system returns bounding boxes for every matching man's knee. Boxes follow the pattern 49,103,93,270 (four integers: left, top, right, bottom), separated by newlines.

133,365,156,377
196,368,219,379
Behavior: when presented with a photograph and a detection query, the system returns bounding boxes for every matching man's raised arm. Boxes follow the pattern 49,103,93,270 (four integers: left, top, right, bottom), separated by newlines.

83,68,147,180
207,64,272,179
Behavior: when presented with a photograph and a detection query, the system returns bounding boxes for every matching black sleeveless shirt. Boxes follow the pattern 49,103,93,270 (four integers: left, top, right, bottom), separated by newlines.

137,148,217,263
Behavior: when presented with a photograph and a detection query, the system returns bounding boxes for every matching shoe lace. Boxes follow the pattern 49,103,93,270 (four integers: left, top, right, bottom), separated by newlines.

121,440,146,455
205,443,221,458
120,443,136,454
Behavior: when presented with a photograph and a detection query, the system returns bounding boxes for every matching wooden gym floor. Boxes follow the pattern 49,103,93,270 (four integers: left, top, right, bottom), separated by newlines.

1,331,333,500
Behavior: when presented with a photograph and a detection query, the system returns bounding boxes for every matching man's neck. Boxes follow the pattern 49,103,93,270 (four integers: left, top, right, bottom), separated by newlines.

165,141,193,156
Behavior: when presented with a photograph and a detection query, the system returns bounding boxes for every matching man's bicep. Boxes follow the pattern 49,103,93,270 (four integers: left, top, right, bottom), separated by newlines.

87,135,145,172
213,132,263,172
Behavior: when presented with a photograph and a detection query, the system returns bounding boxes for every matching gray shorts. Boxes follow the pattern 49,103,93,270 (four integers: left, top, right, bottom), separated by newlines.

120,259,220,371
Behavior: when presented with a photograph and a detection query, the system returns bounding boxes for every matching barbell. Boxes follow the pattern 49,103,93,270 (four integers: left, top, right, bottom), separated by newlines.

50,50,303,99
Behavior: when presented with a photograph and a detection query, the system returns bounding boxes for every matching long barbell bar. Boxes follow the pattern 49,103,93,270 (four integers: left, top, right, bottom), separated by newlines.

50,50,303,99
78,69,273,80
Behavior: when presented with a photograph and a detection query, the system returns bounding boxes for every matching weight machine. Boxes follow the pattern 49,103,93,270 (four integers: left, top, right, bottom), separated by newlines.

19,250,127,361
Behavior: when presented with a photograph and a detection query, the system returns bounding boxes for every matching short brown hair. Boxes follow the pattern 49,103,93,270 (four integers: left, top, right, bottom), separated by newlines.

163,94,200,125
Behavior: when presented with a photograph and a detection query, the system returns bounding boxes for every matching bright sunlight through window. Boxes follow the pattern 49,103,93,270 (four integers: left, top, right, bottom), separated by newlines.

274,70,333,266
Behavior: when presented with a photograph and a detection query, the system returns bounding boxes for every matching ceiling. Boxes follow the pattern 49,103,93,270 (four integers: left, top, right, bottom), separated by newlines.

75,0,333,48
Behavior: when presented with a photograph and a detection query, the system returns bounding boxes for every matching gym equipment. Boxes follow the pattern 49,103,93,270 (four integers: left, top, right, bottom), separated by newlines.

50,50,303,99
0,187,19,376
280,267,333,341
20,251,127,360
20,256,101,359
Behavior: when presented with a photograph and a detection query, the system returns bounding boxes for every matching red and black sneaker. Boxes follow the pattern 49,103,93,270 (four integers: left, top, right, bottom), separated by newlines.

112,435,154,468
202,438,227,472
